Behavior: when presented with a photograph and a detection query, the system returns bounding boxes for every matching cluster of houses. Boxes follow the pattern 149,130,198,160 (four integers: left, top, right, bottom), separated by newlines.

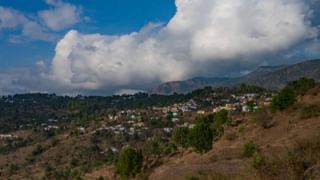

152,99,198,114
84,93,273,139
0,134,18,139
212,93,272,113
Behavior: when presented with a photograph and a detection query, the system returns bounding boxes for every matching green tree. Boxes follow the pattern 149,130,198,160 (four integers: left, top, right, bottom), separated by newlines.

214,109,229,127
271,87,296,111
116,146,143,179
172,127,190,148
287,77,315,96
188,118,214,170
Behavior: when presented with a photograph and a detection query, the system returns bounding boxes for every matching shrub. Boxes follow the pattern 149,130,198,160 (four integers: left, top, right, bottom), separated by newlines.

172,127,190,147
214,110,229,127
104,149,114,165
252,153,266,170
142,137,164,157
242,141,259,158
253,136,320,179
271,87,296,111
300,104,320,119
188,118,214,154
32,144,44,156
254,110,275,128
271,78,315,112
287,77,315,96
116,146,143,178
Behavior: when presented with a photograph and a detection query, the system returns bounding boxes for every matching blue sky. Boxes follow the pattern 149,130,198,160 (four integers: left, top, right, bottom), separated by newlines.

0,0,176,68
0,0,319,95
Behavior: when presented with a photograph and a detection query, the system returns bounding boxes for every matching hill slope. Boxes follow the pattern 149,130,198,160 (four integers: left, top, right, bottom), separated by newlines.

240,59,320,89
149,85,320,179
151,59,320,94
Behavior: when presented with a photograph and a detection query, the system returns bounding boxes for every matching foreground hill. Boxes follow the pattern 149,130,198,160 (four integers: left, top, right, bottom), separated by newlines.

151,59,320,94
149,84,320,179
0,80,318,179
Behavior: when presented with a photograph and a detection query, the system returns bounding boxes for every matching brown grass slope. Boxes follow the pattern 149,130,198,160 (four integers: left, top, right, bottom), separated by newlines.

149,85,320,180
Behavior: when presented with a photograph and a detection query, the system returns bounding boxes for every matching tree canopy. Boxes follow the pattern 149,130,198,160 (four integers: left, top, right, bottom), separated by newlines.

172,127,190,148
115,146,143,178
188,118,214,154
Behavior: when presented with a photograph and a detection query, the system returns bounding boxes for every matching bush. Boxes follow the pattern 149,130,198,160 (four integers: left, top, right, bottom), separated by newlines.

253,136,320,179
271,78,315,112
300,104,320,119
32,144,44,156
172,127,190,147
104,149,114,165
287,77,315,96
116,146,143,178
188,118,214,154
142,137,164,157
252,153,266,170
242,141,259,158
254,110,275,129
214,110,229,127
271,87,296,111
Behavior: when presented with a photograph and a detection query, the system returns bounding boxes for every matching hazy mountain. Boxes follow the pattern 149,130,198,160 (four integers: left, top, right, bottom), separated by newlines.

151,59,320,94
150,77,230,95
241,59,320,90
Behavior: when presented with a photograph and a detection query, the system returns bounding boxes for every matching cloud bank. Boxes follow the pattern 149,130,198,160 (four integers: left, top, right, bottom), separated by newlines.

1,0,319,95
45,0,319,94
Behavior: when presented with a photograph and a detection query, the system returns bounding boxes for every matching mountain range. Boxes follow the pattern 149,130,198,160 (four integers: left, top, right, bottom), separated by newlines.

151,59,320,94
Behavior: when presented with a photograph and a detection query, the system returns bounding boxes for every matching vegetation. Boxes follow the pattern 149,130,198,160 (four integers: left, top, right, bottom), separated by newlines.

300,104,320,119
172,127,190,148
142,136,176,157
286,77,316,96
252,136,320,179
188,118,214,155
0,79,317,179
271,78,316,112
242,141,259,158
32,144,44,156
271,87,296,111
116,146,143,179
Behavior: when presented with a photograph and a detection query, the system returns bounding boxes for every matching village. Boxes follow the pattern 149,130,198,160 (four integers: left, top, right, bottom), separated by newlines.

0,91,273,145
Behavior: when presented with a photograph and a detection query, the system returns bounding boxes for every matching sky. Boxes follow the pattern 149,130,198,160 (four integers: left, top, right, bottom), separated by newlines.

0,0,320,95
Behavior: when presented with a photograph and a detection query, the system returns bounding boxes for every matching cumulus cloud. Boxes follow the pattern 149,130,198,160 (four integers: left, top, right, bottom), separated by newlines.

1,0,319,95
0,0,81,42
169,0,317,60
48,27,189,91
0,6,57,42
39,0,81,31
44,0,319,94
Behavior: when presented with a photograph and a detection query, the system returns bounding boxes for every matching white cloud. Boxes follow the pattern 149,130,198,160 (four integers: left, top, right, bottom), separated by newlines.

0,6,57,42
39,0,81,31
167,0,315,60
1,0,319,95
0,7,25,29
46,0,318,94
0,0,81,42
48,28,189,91
115,89,144,96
